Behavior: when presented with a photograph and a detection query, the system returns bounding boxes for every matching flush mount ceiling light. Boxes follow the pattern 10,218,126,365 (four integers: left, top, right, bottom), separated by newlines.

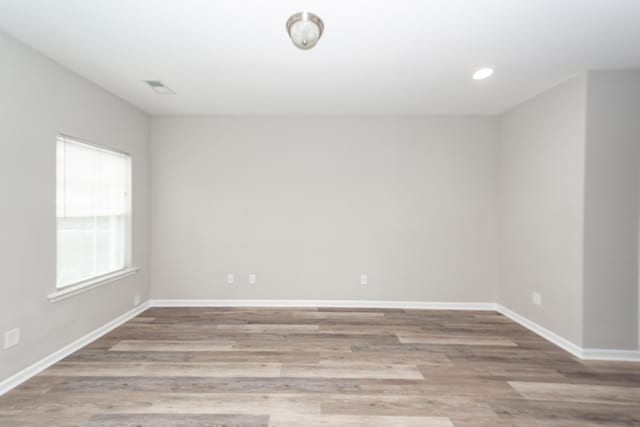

472,68,494,80
286,11,324,50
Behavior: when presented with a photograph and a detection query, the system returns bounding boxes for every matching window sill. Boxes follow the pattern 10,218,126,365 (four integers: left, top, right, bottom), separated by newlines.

48,267,140,303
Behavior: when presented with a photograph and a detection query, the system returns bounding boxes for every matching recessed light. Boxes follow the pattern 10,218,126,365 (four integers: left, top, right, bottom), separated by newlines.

472,68,494,80
144,80,175,95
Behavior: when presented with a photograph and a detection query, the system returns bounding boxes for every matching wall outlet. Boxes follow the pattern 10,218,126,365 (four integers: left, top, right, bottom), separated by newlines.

248,274,256,284
360,274,368,285
4,328,20,349
227,274,235,284
532,292,542,306
133,295,141,306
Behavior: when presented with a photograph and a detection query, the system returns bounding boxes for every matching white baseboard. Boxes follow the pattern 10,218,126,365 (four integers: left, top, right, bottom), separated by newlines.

496,304,640,362
580,349,640,362
0,301,151,396
495,304,583,358
150,299,498,311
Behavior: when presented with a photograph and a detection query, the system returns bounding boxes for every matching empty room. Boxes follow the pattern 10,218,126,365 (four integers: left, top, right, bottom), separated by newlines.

1,0,640,426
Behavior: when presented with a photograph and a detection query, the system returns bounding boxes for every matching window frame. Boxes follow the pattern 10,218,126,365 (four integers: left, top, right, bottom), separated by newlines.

50,134,137,301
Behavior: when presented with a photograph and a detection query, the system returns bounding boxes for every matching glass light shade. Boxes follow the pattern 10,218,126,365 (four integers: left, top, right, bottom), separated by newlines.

287,12,324,50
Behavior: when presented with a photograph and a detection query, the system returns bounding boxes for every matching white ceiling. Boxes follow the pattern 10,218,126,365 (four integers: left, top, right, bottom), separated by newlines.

1,0,639,115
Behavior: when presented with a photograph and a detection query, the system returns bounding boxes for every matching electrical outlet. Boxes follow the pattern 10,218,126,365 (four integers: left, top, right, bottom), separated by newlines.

4,328,20,349
249,274,256,284
133,295,141,306
360,274,368,285
532,292,542,306
227,274,235,284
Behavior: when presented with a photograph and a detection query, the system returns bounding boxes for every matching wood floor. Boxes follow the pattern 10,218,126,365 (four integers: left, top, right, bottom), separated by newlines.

1,307,639,426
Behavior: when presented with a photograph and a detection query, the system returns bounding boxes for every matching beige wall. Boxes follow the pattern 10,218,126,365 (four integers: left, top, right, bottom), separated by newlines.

498,75,587,346
583,70,640,350
150,116,499,302
0,32,150,381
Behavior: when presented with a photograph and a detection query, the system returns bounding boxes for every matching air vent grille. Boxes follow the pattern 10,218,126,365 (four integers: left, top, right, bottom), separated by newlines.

145,80,164,88
144,80,175,95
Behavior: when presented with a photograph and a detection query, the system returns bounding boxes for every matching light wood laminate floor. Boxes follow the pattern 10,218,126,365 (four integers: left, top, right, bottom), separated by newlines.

1,307,639,426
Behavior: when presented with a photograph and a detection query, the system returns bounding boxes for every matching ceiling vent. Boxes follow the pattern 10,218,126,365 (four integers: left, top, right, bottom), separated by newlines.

144,80,175,95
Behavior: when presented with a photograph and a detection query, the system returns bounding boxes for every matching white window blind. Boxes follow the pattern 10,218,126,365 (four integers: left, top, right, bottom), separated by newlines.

56,135,132,288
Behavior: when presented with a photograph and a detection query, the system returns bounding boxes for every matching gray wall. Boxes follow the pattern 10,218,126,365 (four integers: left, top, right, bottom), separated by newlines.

498,71,640,351
583,70,640,350
0,32,150,381
150,117,499,302
498,75,587,346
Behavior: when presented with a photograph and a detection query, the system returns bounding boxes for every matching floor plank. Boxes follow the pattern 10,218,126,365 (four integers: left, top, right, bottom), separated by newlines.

508,380,640,406
85,413,270,427
268,414,454,426
281,362,424,380
110,340,235,352
43,362,283,378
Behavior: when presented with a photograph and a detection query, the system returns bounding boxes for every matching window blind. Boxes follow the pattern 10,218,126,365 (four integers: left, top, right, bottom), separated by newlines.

56,135,131,288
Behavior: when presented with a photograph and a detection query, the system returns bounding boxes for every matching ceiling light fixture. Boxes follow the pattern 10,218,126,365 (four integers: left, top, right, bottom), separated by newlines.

472,68,494,80
286,11,324,50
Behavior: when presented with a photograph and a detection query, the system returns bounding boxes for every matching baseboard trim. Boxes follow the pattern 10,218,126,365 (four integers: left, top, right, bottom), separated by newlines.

495,304,583,359
580,349,640,362
150,299,499,311
0,301,151,396
496,304,640,362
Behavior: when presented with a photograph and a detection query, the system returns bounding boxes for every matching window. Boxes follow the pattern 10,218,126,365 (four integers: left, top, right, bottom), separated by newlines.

56,135,132,288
